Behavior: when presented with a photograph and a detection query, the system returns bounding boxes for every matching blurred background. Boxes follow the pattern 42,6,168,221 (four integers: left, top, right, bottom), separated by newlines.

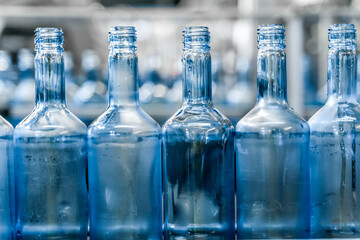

0,0,358,126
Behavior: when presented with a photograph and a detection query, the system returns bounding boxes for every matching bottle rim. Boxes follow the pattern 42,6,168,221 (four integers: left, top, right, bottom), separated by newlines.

329,23,355,31
109,26,136,37
183,26,210,36
108,26,137,51
183,26,210,51
257,24,285,49
35,27,63,40
328,23,356,48
34,27,64,52
257,24,285,33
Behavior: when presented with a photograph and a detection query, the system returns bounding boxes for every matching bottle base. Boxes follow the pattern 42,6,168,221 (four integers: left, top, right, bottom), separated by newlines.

165,224,235,240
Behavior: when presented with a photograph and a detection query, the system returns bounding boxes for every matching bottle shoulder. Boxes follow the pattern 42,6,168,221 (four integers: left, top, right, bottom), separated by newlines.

88,105,161,138
163,104,233,134
309,102,360,130
0,115,14,138
236,104,309,134
14,105,87,138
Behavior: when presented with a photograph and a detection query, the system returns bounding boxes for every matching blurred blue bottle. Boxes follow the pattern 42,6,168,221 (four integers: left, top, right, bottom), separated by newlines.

0,51,15,109
64,51,79,103
235,24,310,239
74,50,106,105
309,24,360,237
14,28,88,240
163,26,235,240
226,56,254,106
11,49,35,106
0,97,14,240
88,26,162,240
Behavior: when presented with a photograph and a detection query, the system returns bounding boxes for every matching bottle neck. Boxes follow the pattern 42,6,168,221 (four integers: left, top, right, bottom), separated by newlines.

256,47,287,105
182,49,212,105
108,49,139,107
327,47,357,103
35,51,65,107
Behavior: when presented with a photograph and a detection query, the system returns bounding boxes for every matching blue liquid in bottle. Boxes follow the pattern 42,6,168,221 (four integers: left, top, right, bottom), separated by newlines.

88,26,162,240
163,26,235,240
309,24,360,238
235,24,310,239
14,28,88,240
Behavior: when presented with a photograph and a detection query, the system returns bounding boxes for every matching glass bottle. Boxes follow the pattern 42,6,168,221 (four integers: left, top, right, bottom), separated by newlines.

14,28,88,240
309,24,360,237
235,24,310,239
163,26,235,240
0,100,14,240
88,26,162,239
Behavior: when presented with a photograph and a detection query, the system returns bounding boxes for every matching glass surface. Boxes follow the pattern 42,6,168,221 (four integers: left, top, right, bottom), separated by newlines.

14,28,88,240
309,24,360,238
87,26,162,240
235,24,310,239
163,26,235,240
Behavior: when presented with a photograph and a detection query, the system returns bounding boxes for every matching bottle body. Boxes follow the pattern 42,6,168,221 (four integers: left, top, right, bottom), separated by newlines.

236,105,310,238
14,28,88,240
14,121,88,240
0,117,14,240
88,107,162,240
309,24,360,237
163,106,234,240
309,103,360,237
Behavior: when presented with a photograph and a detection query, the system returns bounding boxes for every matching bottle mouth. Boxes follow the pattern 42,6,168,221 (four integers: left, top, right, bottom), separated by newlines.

183,26,210,36
34,27,64,52
109,26,137,51
257,24,285,49
328,24,356,48
183,26,210,50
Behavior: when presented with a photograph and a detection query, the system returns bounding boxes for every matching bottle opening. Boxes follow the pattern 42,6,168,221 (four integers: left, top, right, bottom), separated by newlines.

109,26,137,51
257,24,285,49
183,26,210,51
34,27,64,52
328,24,356,49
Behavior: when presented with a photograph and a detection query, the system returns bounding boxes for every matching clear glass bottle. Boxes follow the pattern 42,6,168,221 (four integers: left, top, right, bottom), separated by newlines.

163,26,235,240
14,28,88,240
309,24,360,237
88,26,162,239
235,24,310,239
0,101,14,240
